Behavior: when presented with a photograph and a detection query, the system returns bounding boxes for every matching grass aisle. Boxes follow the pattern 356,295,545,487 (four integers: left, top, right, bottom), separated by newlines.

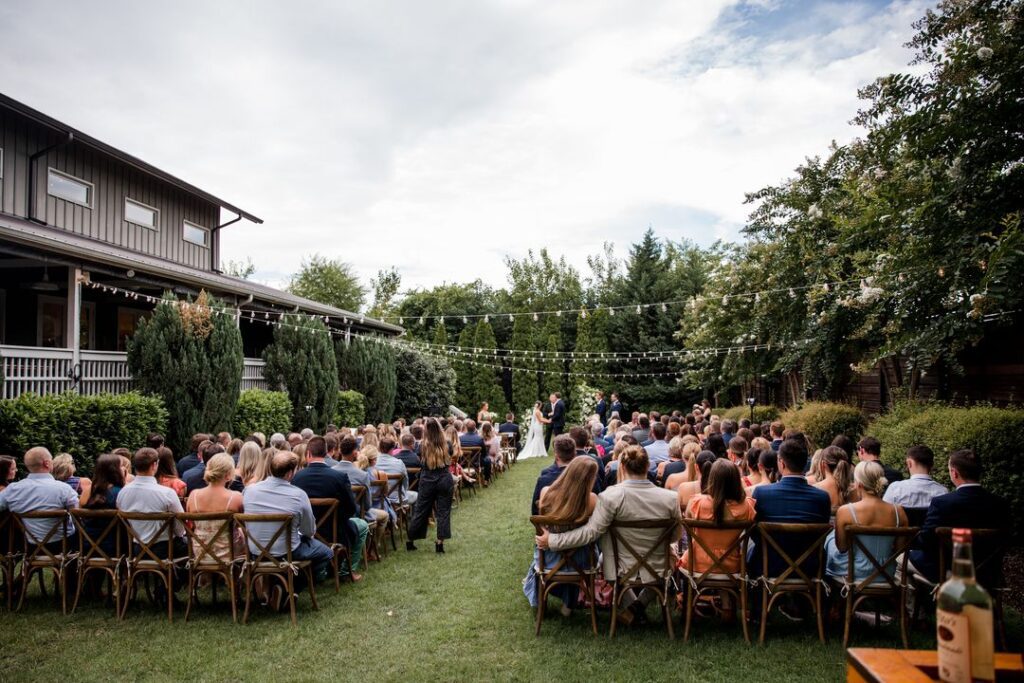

6,458,1018,682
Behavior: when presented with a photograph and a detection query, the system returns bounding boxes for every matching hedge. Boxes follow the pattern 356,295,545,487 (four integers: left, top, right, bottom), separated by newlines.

334,390,366,427
778,402,867,450
718,404,781,424
233,389,292,437
0,391,168,476
872,401,1024,535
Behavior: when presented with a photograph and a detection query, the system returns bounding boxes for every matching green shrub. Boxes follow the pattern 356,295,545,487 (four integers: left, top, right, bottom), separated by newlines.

335,390,366,427
234,389,292,437
392,347,456,419
719,404,781,424
871,401,1024,534
0,391,168,476
778,402,867,449
263,314,339,432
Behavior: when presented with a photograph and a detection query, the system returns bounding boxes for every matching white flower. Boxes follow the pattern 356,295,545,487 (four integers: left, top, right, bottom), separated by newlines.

807,204,823,219
873,167,887,180
977,46,994,60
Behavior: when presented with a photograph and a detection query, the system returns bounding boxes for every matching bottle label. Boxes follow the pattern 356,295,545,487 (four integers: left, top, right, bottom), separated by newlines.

937,607,995,683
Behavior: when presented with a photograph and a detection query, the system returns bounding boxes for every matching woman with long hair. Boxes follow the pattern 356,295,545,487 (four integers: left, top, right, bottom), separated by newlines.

664,441,702,491
746,449,780,495
678,458,756,574
814,445,856,510
407,418,455,553
677,450,718,509
78,453,126,554
0,454,16,492
480,421,504,474
524,456,599,614
237,441,265,487
155,446,186,498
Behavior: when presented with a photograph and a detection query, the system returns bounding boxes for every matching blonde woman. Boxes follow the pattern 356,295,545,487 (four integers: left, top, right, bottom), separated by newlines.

814,446,857,510
664,441,702,491
237,441,265,487
187,453,244,561
361,427,380,451
51,453,89,494
407,418,455,553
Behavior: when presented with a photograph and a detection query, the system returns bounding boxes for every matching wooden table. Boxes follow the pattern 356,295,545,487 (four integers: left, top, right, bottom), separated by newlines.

847,648,1024,682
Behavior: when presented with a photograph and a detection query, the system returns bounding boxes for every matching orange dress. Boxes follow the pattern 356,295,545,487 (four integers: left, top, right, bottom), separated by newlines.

677,494,756,574
158,475,187,498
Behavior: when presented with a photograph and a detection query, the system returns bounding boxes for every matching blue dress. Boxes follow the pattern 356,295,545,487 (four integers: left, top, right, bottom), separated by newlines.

825,503,900,583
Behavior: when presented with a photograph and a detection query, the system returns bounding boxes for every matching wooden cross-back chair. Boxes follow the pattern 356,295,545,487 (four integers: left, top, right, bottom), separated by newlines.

235,513,319,626
384,473,410,540
370,478,398,553
500,433,517,467
12,510,75,614
678,518,755,643
459,446,483,490
756,522,832,644
607,518,680,639
179,511,240,622
307,498,354,593
350,485,378,565
70,509,125,615
530,515,600,636
119,511,181,621
936,527,1009,650
407,467,421,492
832,525,918,648
0,511,23,611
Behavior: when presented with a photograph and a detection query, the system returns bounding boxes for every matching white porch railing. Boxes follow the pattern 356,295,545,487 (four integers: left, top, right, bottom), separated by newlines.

0,345,267,398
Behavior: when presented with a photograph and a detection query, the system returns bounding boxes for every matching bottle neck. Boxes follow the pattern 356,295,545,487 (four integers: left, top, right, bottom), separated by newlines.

951,540,976,582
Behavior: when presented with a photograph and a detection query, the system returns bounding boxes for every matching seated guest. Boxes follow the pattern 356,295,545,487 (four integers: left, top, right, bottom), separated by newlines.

243,451,333,590
322,433,341,468
175,434,209,475
182,443,243,495
591,422,613,453
237,441,266,487
146,433,165,450
749,439,831,578
745,449,780,495
292,436,366,580
537,446,682,625
664,441,701,490
0,455,16,492
216,431,232,448
270,433,288,451
658,436,687,484
156,447,187,498
831,434,856,462
725,435,747,469
531,436,586,515
411,424,424,454
678,458,756,574
769,421,785,452
459,420,492,484
0,447,78,547
288,432,303,448
909,449,1010,584
825,461,907,582
570,426,605,490
813,445,856,511
857,436,904,484
333,436,390,529
882,445,948,509
480,422,505,475
227,438,244,463
186,453,245,561
643,422,670,473
52,453,89,495
113,449,135,485
498,413,520,451
118,448,187,575
721,419,737,447
704,433,727,460
373,435,419,506
524,456,599,614
78,453,125,554
394,433,421,485
631,415,650,445
677,450,717,509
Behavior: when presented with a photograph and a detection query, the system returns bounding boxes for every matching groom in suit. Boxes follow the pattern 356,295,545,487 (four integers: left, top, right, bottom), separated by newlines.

544,393,566,451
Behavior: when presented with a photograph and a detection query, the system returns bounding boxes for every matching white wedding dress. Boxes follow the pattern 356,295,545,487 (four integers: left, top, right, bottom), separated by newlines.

518,410,549,460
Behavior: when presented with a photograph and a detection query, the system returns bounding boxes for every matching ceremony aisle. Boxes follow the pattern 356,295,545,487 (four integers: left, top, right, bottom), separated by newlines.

6,457,952,682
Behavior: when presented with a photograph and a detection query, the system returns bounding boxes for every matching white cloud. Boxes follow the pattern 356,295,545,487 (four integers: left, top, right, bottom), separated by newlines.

0,0,930,295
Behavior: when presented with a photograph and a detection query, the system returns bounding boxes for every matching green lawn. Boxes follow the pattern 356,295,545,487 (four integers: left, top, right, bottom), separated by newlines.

5,458,1021,682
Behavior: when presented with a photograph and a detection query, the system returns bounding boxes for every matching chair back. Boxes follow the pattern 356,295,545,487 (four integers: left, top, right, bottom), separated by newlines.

13,510,72,562
531,515,598,578
351,485,370,518
385,473,405,506
407,467,421,491
71,509,124,565
680,518,755,580
607,518,679,585
179,512,236,568
758,522,832,585
844,525,919,593
307,498,341,547
460,446,482,472
119,511,178,564
235,513,294,566
500,433,514,449
936,527,1008,589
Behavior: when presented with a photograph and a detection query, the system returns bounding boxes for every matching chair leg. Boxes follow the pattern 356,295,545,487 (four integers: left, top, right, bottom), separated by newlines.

683,585,694,643
609,586,619,638
167,571,174,623
759,588,768,645
228,572,238,624
288,575,298,627
242,573,253,625
71,568,86,614
816,585,826,644
588,577,598,636
898,592,910,649
307,568,319,611
185,572,197,622
534,578,545,636
842,591,854,649
663,590,675,640
119,574,133,620
740,584,751,645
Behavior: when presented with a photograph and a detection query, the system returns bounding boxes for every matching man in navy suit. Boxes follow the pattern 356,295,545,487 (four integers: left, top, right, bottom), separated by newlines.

909,449,1009,585
459,419,492,484
544,393,566,451
497,412,521,451
595,391,608,426
610,393,623,421
749,437,831,578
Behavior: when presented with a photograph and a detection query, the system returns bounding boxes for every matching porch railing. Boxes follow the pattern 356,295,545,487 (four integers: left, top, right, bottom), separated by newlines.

0,345,267,399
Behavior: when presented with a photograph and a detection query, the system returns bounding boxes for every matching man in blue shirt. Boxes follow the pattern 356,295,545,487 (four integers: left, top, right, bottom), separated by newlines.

721,419,737,448
643,422,670,473
0,447,78,549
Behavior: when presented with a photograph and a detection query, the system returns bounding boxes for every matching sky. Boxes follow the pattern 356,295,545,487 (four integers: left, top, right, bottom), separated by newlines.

0,0,930,294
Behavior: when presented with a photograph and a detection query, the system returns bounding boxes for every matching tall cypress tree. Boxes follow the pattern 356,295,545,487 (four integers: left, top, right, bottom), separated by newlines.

455,325,476,410
263,314,339,431
128,292,243,455
510,314,537,417
432,320,448,347
335,336,397,424
541,316,562,398
471,319,506,417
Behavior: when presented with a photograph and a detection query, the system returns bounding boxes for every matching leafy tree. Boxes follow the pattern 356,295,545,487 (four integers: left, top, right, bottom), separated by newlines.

127,292,243,454
393,347,457,418
540,316,563,399
262,314,338,431
509,314,538,416
288,254,367,312
573,308,610,383
223,257,256,280
335,337,397,424
454,325,476,409
471,319,506,416
432,320,448,347
368,267,402,319
395,281,497,342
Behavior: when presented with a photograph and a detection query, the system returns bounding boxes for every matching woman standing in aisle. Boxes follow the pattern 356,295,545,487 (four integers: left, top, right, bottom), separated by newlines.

407,418,455,553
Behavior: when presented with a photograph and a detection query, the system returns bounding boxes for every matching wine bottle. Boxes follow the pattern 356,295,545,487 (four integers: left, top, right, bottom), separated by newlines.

936,528,994,683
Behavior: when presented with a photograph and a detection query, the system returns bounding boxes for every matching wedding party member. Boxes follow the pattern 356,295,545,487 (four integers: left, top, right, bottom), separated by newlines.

595,391,608,426
825,461,906,582
678,458,756,575
477,402,492,426
544,393,567,451
524,456,599,614
610,393,624,421
519,402,550,460
537,446,681,625
408,418,454,553
881,445,948,509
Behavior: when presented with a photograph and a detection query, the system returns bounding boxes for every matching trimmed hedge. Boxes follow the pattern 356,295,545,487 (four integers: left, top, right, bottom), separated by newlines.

334,390,366,427
872,401,1024,535
718,404,781,424
0,391,168,476
778,402,867,450
234,389,292,437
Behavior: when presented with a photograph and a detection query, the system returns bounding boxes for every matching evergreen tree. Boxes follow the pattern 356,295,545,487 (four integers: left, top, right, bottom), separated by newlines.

471,319,506,416
510,314,538,416
127,292,243,455
541,316,563,398
432,320,448,347
335,336,397,424
573,308,610,386
454,325,476,409
393,347,456,418
262,314,338,431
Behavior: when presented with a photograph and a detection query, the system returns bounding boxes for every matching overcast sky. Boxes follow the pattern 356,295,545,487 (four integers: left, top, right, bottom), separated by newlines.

0,0,929,293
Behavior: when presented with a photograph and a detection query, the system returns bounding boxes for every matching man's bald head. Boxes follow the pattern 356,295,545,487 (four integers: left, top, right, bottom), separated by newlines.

24,447,53,473
269,451,299,479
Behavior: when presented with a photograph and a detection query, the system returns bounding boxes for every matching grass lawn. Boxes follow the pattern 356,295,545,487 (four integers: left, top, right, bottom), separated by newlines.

5,457,1021,682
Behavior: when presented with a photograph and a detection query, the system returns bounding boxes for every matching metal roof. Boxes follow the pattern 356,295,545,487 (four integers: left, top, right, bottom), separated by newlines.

0,214,403,335
0,93,262,225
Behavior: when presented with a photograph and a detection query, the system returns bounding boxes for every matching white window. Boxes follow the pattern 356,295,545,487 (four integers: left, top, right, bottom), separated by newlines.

183,220,209,247
124,198,159,229
47,168,93,207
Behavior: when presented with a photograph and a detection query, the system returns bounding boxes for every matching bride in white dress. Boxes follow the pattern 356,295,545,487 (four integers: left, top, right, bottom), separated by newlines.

518,401,550,460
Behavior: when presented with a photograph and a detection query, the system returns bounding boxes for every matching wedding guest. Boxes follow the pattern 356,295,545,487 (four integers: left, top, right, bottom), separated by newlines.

831,434,856,462
677,450,717,509
769,421,785,452
658,436,687,484
183,443,241,495
227,438,244,463
216,432,232,448
334,436,389,529
176,434,209,474
882,445,947,509
533,436,582,515
237,441,266,487
186,453,244,561
51,453,88,495
814,445,857,510
156,446,187,498
857,436,904,483
0,455,16,492
375,435,419,506
459,419,491,484
118,448,187,576
745,449,780,495
394,433,421,485
408,418,455,553
480,422,504,475
0,447,78,546
643,422,670,472
678,458,756,575
726,435,747,469
78,453,124,554
664,441,702,490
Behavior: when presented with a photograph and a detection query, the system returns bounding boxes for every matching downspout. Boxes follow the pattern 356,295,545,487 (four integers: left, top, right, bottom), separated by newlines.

211,212,242,272
28,132,75,224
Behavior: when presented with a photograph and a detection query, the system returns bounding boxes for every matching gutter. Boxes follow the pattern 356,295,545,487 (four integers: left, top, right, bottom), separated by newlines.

27,132,75,225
